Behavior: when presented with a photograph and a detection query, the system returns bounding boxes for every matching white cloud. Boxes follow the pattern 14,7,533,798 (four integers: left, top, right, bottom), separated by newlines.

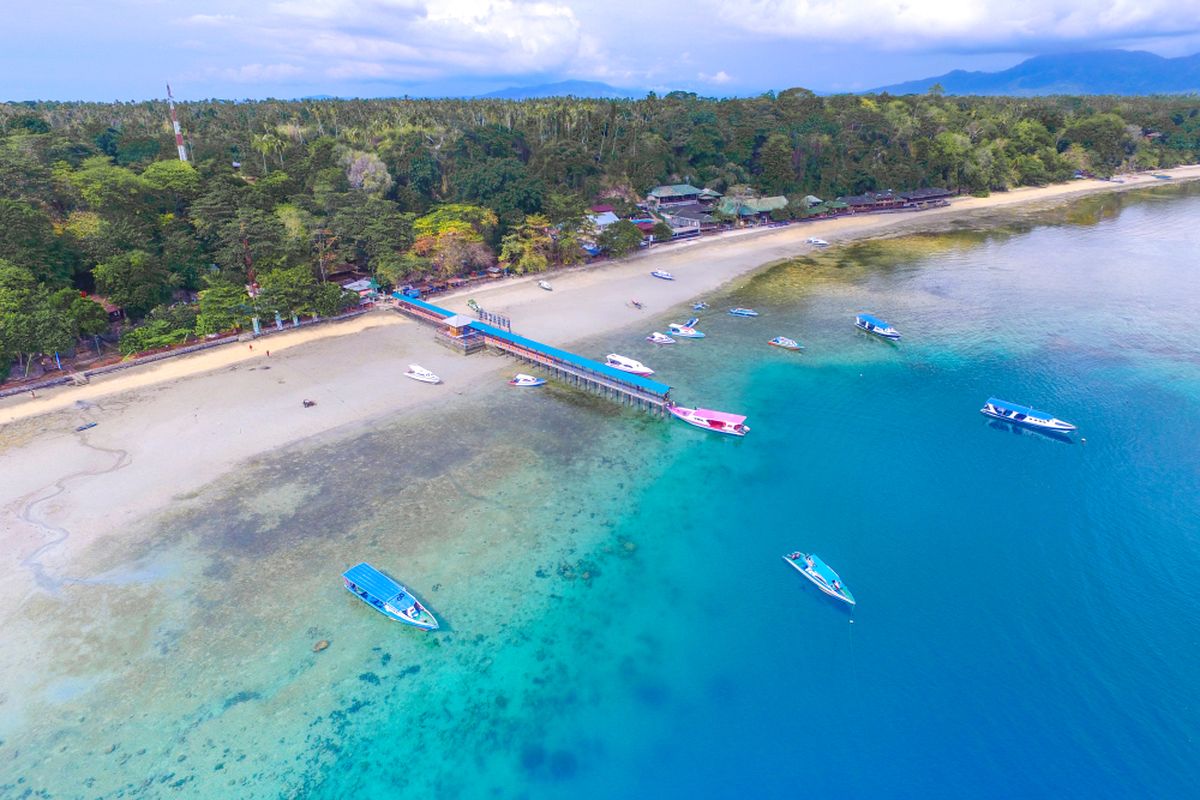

699,70,733,84
706,0,1200,51
212,63,306,82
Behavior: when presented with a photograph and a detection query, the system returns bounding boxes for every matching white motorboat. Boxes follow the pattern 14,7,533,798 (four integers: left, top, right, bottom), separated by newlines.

854,313,901,340
980,398,1076,433
405,364,441,384
667,404,749,436
538,280,553,291
768,336,803,351
646,331,676,344
728,307,759,317
782,552,855,605
806,237,829,247
651,270,675,280
604,354,655,376
509,373,547,387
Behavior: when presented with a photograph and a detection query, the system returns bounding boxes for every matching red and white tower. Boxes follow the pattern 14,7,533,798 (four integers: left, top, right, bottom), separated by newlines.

166,83,188,162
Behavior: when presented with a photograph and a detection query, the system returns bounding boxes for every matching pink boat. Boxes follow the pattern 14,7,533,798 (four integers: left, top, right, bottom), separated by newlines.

667,404,750,436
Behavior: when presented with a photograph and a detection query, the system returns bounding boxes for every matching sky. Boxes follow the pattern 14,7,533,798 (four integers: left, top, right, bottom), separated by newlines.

5,0,1200,101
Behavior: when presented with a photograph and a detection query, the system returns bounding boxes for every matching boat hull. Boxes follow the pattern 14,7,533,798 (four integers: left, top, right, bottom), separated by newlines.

405,372,441,384
667,406,749,436
855,320,901,340
782,555,856,605
509,375,546,387
651,271,675,280
980,407,1076,433
343,578,440,630
769,338,802,350
668,327,705,339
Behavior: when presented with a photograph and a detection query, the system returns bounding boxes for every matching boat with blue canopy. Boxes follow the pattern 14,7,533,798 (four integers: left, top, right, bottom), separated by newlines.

728,308,759,317
854,313,901,340
783,552,855,606
343,562,439,630
980,398,1076,433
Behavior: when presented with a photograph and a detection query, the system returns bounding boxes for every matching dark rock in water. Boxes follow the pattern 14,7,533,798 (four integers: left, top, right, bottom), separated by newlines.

312,639,330,652
380,652,391,665
520,744,545,772
222,691,261,710
358,672,380,685
549,750,578,780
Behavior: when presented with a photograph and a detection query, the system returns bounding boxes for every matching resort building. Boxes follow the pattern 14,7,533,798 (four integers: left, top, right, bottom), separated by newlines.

646,184,723,209
897,187,954,207
717,195,789,222
661,204,718,236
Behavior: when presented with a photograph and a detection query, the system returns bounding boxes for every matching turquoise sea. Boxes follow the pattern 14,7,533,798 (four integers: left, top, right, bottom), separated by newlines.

5,185,1200,798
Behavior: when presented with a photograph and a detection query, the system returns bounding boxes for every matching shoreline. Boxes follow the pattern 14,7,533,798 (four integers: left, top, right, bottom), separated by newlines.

3,165,1198,426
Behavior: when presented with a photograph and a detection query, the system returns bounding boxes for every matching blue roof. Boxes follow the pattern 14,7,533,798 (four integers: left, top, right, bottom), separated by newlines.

393,293,456,318
856,313,890,327
986,398,1052,417
807,554,840,585
343,562,403,601
469,321,671,397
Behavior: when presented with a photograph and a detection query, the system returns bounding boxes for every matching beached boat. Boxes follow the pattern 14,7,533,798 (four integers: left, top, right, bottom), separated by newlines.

783,552,855,606
509,373,547,387
668,318,705,338
855,313,901,340
629,299,645,310
806,237,830,247
651,270,675,281
646,331,676,344
728,307,759,317
667,404,749,436
605,354,655,376
768,336,803,351
343,562,440,630
692,302,710,311
537,280,553,291
405,364,441,384
980,398,1077,433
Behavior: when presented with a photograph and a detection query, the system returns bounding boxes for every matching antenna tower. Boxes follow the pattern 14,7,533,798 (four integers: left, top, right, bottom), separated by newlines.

166,83,188,162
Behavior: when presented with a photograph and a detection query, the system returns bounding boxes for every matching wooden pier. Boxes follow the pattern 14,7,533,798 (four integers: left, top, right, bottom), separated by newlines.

393,294,671,415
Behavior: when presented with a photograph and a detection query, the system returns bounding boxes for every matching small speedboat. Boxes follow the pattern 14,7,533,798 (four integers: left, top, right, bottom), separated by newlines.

537,280,553,291
783,552,855,606
405,364,441,384
728,307,759,317
509,373,546,387
980,398,1076,433
646,331,676,344
651,270,675,281
667,404,749,436
605,354,655,376
806,237,829,247
768,336,803,351
855,313,901,340
668,318,705,338
343,562,439,630
692,302,710,311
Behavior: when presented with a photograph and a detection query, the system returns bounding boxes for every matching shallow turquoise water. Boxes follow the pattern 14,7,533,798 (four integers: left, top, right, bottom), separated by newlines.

6,186,1200,798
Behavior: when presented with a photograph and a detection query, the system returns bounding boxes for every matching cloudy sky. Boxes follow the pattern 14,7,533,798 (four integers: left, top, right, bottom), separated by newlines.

6,0,1200,100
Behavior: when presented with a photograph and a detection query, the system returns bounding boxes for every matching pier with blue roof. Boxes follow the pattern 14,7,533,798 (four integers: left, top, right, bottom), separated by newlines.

393,292,672,415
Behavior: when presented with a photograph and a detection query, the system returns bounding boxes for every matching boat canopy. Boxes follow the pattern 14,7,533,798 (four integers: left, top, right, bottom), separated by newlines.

986,397,1046,417
694,408,747,425
343,562,403,601
857,313,889,327
807,554,840,585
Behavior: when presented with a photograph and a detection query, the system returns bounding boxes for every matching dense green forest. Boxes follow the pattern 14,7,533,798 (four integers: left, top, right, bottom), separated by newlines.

1,89,1198,379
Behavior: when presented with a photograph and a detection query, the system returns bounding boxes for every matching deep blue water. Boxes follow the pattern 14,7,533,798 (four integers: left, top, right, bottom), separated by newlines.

10,188,1197,799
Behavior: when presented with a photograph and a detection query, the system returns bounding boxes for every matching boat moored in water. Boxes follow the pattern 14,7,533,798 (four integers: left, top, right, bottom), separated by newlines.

783,552,855,606
981,398,1076,433
651,270,675,280
728,307,759,317
855,313,901,340
509,373,546,387
537,280,553,291
668,318,705,338
343,562,440,630
605,353,655,376
405,364,442,383
646,331,676,344
768,336,803,351
667,404,749,436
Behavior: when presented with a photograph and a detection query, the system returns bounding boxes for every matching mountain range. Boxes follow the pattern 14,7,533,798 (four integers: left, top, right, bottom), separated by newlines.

871,50,1200,96
478,80,642,100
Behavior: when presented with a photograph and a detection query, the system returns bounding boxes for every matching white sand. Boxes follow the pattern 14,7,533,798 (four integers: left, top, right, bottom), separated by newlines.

1,165,1197,604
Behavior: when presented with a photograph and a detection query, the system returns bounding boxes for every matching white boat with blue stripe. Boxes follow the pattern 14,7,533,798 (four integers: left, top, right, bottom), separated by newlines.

728,307,759,317
980,398,1077,433
343,562,439,630
783,552,855,606
855,313,901,340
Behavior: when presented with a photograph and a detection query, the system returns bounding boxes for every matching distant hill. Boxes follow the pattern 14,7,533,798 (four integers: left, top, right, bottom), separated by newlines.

871,50,1200,96
479,80,643,100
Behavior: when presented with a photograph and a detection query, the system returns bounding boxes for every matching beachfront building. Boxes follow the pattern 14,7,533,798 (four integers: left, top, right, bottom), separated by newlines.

716,195,789,223
661,204,717,237
646,184,722,209
341,278,381,304
898,187,954,207
838,190,903,212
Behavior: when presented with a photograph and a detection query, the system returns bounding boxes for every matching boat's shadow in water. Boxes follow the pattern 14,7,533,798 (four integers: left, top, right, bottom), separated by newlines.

986,419,1074,445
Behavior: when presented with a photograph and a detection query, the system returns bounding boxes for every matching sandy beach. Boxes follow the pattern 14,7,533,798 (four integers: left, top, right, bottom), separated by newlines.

2,166,1198,595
